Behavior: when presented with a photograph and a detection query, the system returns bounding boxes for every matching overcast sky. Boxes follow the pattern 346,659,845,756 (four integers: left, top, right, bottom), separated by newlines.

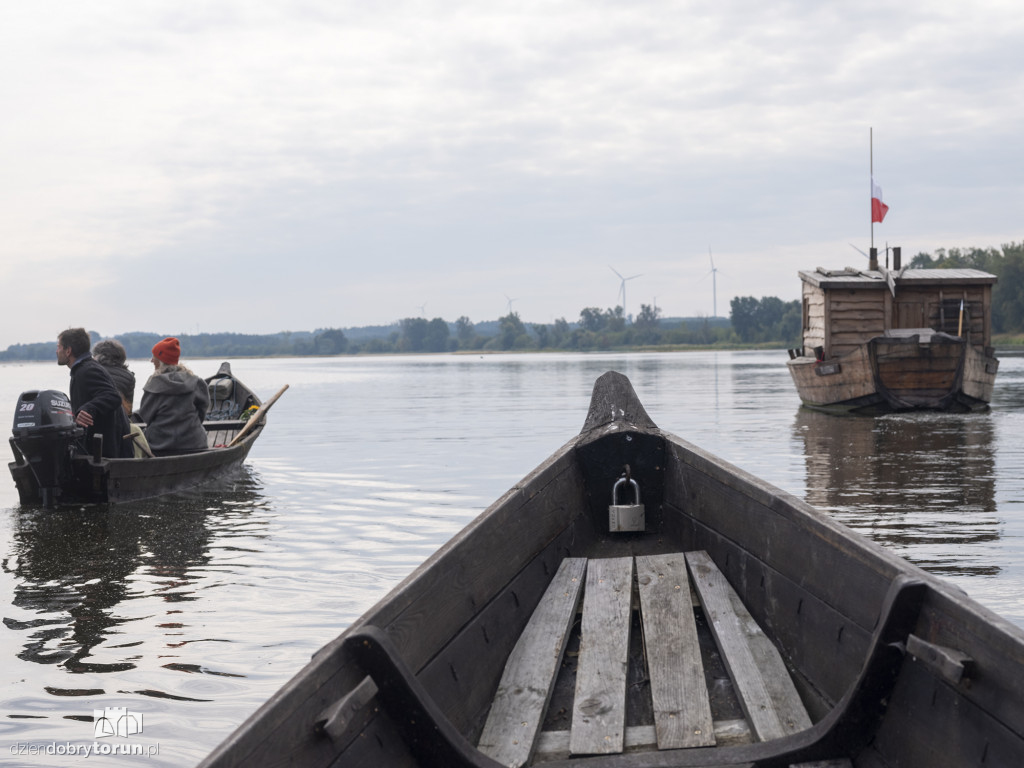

2,1,1021,350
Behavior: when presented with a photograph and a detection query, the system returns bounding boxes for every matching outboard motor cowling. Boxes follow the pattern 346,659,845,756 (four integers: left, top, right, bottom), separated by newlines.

11,390,83,507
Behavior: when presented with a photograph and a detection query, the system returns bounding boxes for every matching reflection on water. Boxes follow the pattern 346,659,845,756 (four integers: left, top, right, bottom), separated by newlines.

2,351,1024,766
0,470,272,766
10,505,209,677
794,409,999,576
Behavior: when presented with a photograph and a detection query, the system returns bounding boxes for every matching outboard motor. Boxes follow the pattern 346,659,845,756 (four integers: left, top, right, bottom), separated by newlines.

10,390,83,507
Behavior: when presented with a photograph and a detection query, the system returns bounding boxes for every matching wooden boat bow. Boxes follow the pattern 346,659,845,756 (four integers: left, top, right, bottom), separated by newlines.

580,371,658,435
199,370,1024,768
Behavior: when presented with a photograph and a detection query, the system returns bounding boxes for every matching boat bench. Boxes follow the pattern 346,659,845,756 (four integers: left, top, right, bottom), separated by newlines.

477,551,849,768
205,421,246,449
331,550,926,767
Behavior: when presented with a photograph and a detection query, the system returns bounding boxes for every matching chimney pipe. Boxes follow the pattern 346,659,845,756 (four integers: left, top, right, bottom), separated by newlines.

893,246,902,270
869,247,878,272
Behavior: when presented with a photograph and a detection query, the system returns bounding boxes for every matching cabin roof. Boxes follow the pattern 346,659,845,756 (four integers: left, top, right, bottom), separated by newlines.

798,266,997,290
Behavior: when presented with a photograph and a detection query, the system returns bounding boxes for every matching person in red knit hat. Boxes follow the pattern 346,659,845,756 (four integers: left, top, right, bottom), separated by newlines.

151,336,181,366
138,337,210,455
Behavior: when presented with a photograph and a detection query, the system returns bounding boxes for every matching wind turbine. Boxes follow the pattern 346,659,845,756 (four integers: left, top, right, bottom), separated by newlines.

416,302,427,317
503,293,519,315
698,248,720,318
610,266,642,321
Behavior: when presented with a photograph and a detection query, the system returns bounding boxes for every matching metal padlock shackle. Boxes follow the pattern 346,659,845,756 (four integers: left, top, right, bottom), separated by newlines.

612,476,641,506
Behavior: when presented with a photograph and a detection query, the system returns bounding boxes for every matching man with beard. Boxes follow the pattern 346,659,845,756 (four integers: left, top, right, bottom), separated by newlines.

56,328,133,458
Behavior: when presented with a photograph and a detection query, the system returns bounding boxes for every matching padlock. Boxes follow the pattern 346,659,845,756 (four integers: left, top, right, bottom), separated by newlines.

609,475,645,532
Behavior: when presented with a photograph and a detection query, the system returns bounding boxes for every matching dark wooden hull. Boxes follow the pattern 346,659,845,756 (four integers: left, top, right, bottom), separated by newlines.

8,364,266,506
9,424,264,505
787,333,998,413
200,372,1024,768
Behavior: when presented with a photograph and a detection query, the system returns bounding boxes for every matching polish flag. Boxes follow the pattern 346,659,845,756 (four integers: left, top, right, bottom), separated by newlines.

871,177,889,223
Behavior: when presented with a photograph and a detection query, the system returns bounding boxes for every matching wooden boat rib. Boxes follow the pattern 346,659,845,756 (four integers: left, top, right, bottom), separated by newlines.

200,371,1024,767
8,362,280,505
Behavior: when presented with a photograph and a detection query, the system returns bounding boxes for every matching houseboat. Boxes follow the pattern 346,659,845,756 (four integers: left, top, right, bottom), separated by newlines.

787,247,999,413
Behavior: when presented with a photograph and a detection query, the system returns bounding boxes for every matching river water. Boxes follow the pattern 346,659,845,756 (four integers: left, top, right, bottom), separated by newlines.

2,350,1024,766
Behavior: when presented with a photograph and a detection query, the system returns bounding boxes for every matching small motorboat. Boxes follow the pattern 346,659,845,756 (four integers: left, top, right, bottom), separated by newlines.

8,362,286,506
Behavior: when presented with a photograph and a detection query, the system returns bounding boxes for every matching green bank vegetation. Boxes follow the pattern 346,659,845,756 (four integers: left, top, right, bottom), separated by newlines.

0,301,792,360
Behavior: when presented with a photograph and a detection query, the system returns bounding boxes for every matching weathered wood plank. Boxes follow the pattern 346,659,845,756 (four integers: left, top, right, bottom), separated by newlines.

661,516,869,720
570,556,634,756
418,532,583,736
534,719,752,759
477,557,587,768
685,550,812,742
635,553,715,749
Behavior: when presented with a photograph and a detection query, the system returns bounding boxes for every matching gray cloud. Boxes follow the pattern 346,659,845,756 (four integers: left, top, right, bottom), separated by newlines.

1,0,1022,346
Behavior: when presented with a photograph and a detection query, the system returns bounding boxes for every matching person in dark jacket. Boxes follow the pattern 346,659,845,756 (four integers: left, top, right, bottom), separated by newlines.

93,339,136,412
139,337,210,456
57,328,133,458
93,339,151,458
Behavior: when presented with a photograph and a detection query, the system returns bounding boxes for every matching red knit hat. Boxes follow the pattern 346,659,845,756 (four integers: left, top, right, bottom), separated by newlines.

152,337,181,365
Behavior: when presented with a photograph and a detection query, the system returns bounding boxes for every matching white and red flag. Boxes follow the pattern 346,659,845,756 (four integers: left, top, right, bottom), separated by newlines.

871,177,889,223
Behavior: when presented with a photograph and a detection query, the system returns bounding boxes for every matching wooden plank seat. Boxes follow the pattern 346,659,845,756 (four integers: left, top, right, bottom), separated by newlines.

685,550,811,742
206,429,241,449
132,420,246,451
476,558,587,768
204,421,246,449
478,550,817,766
333,557,923,768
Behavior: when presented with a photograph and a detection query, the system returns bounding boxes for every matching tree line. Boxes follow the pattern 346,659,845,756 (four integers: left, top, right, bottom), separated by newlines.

0,305,788,361
3,240,1019,361
0,331,336,362
389,298,801,351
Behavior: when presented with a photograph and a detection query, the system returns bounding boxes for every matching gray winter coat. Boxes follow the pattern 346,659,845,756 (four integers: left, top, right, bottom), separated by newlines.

139,367,210,455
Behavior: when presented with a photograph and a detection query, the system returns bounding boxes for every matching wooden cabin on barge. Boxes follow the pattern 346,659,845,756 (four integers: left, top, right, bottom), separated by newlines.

787,248,999,413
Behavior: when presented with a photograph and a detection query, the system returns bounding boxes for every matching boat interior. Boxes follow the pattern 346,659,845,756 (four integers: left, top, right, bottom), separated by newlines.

206,362,256,422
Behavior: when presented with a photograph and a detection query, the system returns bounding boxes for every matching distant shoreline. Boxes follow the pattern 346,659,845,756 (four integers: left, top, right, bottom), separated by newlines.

6,335,1021,365
1,342,788,364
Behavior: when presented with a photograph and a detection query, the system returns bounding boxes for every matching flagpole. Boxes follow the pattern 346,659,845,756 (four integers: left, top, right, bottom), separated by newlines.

870,126,874,250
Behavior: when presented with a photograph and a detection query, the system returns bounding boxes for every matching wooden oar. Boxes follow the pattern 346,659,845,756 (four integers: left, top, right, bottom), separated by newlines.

227,384,289,448
125,429,155,458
